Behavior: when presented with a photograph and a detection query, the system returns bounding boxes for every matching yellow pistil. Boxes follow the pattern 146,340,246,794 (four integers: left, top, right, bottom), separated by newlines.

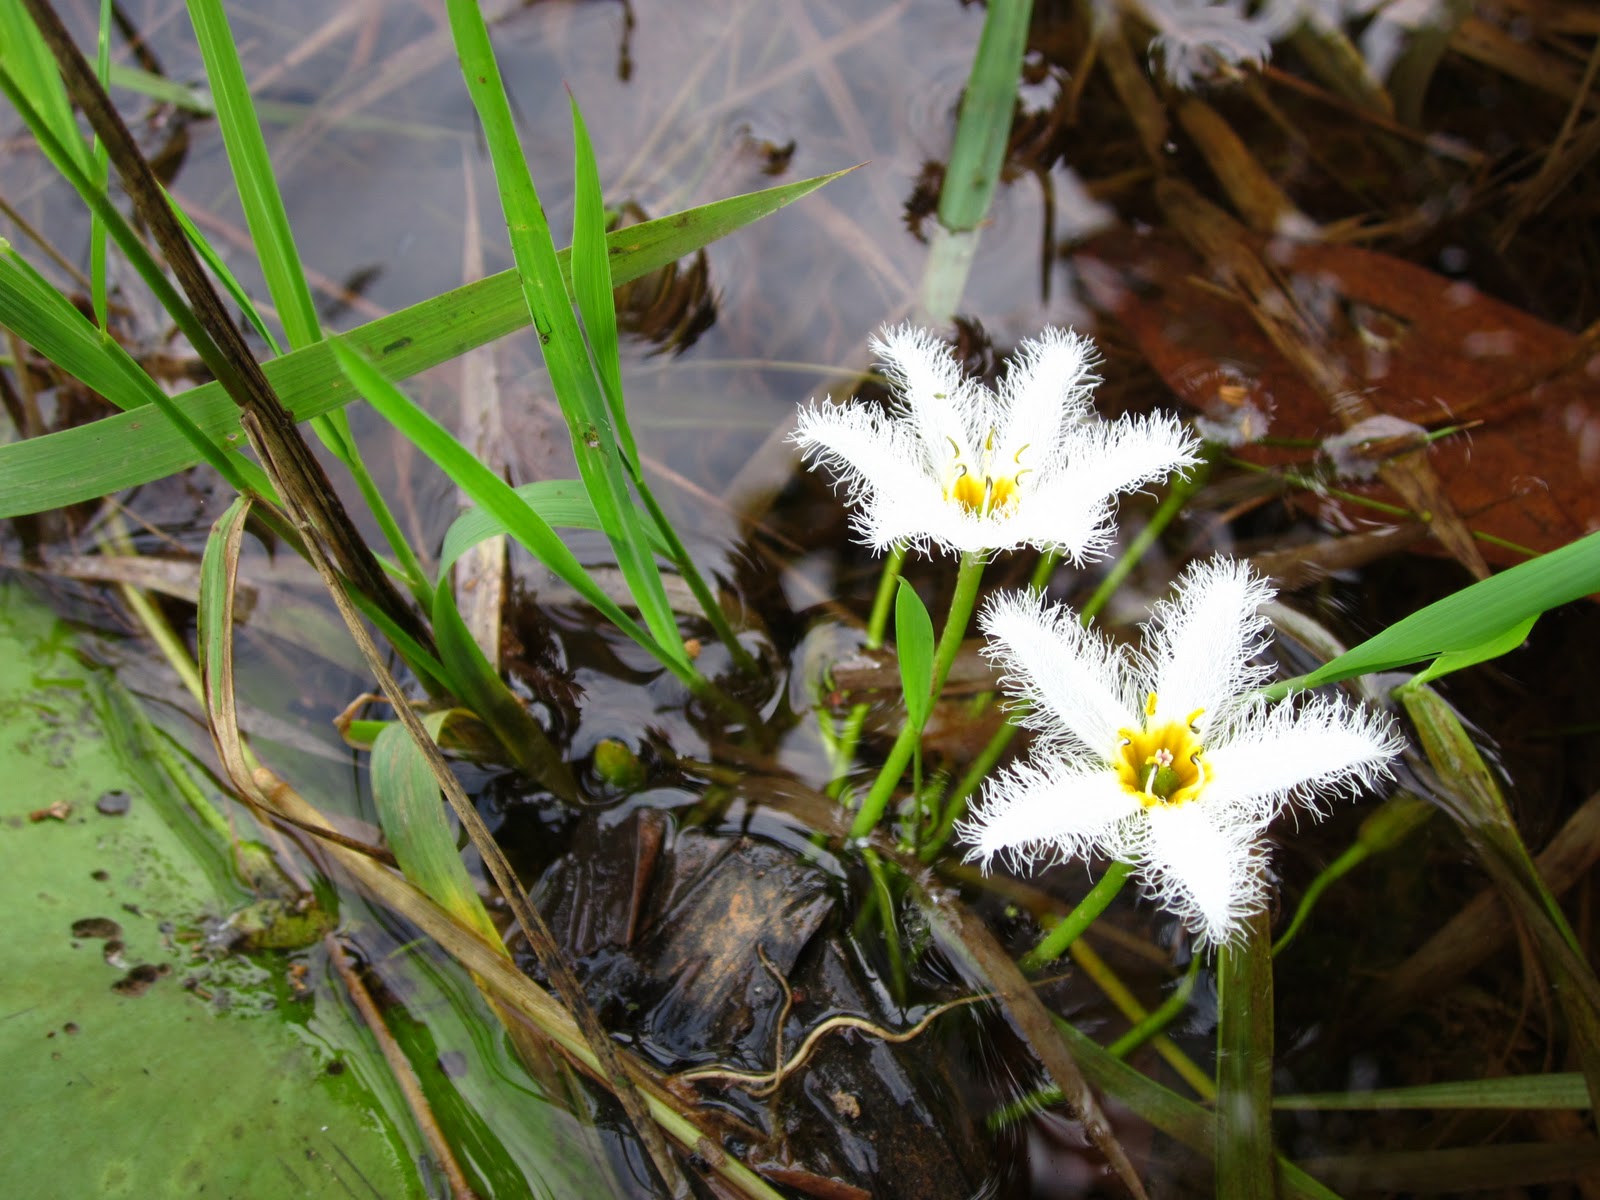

943,429,1029,517
1115,692,1209,808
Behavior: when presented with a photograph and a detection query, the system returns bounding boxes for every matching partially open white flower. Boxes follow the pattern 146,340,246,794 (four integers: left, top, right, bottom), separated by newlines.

958,558,1403,944
792,325,1200,558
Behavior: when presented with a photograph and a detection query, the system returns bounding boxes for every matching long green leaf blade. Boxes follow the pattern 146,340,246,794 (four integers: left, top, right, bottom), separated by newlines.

1276,1073,1590,1111
444,0,682,664
1274,530,1600,695
568,96,632,466
330,340,693,687
0,170,850,516
184,0,322,350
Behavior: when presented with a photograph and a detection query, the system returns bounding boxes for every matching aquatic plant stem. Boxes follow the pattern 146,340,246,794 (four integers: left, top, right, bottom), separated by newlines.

634,476,756,674
848,550,985,839
1019,860,1133,973
922,475,1201,857
826,545,907,793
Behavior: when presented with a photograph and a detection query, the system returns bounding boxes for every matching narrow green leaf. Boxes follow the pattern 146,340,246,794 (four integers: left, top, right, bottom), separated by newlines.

1216,911,1277,1200
1273,531,1600,696
444,0,683,665
371,717,503,944
568,96,632,467
89,0,113,330
439,480,668,573
1409,614,1536,687
0,241,167,411
331,340,694,687
185,0,321,350
0,5,88,175
895,578,937,729
0,169,852,516
938,0,1033,233
0,241,269,498
1276,1073,1590,1111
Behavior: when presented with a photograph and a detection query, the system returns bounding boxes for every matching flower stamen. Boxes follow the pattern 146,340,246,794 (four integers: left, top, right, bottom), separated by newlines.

1117,693,1209,808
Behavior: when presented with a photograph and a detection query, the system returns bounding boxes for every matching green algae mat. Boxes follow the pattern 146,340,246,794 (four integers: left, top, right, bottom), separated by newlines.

0,581,421,1197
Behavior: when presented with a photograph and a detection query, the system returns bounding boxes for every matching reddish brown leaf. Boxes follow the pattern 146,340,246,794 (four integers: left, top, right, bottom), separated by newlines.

1078,229,1600,566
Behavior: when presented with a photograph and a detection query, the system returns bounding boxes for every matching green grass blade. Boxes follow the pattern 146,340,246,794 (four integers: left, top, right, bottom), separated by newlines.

1271,530,1600,696
371,716,512,944
184,0,321,350
0,5,88,175
89,0,113,329
568,96,632,467
1215,912,1278,1200
444,0,683,666
0,170,850,516
938,0,1032,233
1276,1073,1590,1111
331,340,697,688
895,578,936,730
439,480,668,573
0,241,269,498
0,61,207,357
182,0,427,598
0,240,168,412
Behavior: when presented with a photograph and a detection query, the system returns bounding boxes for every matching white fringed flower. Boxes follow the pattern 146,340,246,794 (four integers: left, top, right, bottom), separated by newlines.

958,558,1403,945
791,324,1200,558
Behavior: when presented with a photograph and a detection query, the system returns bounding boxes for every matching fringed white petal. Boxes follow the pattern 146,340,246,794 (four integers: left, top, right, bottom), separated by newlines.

1014,412,1200,562
791,399,946,553
1139,799,1268,946
1145,557,1276,728
958,759,1141,872
868,324,977,469
979,590,1140,756
1202,694,1403,823
994,327,1101,463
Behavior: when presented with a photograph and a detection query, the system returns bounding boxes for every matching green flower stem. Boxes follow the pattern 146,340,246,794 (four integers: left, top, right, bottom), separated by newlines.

827,545,907,793
921,472,1202,859
848,550,986,839
1107,952,1203,1059
1018,860,1133,973
1273,793,1433,955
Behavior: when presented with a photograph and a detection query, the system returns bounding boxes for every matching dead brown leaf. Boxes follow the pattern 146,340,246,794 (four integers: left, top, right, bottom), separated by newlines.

1078,228,1600,566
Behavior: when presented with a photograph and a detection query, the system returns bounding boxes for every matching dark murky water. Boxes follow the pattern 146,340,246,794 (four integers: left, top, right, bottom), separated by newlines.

5,1,1600,1196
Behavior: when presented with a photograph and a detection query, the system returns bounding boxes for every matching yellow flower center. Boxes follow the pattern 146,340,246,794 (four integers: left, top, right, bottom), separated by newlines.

943,429,1028,517
1115,692,1210,808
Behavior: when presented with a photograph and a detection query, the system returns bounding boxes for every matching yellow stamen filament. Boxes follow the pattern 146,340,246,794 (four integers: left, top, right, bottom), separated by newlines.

942,428,1029,517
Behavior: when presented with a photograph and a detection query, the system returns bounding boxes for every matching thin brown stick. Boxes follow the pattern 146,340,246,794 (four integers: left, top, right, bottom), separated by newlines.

324,934,481,1200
